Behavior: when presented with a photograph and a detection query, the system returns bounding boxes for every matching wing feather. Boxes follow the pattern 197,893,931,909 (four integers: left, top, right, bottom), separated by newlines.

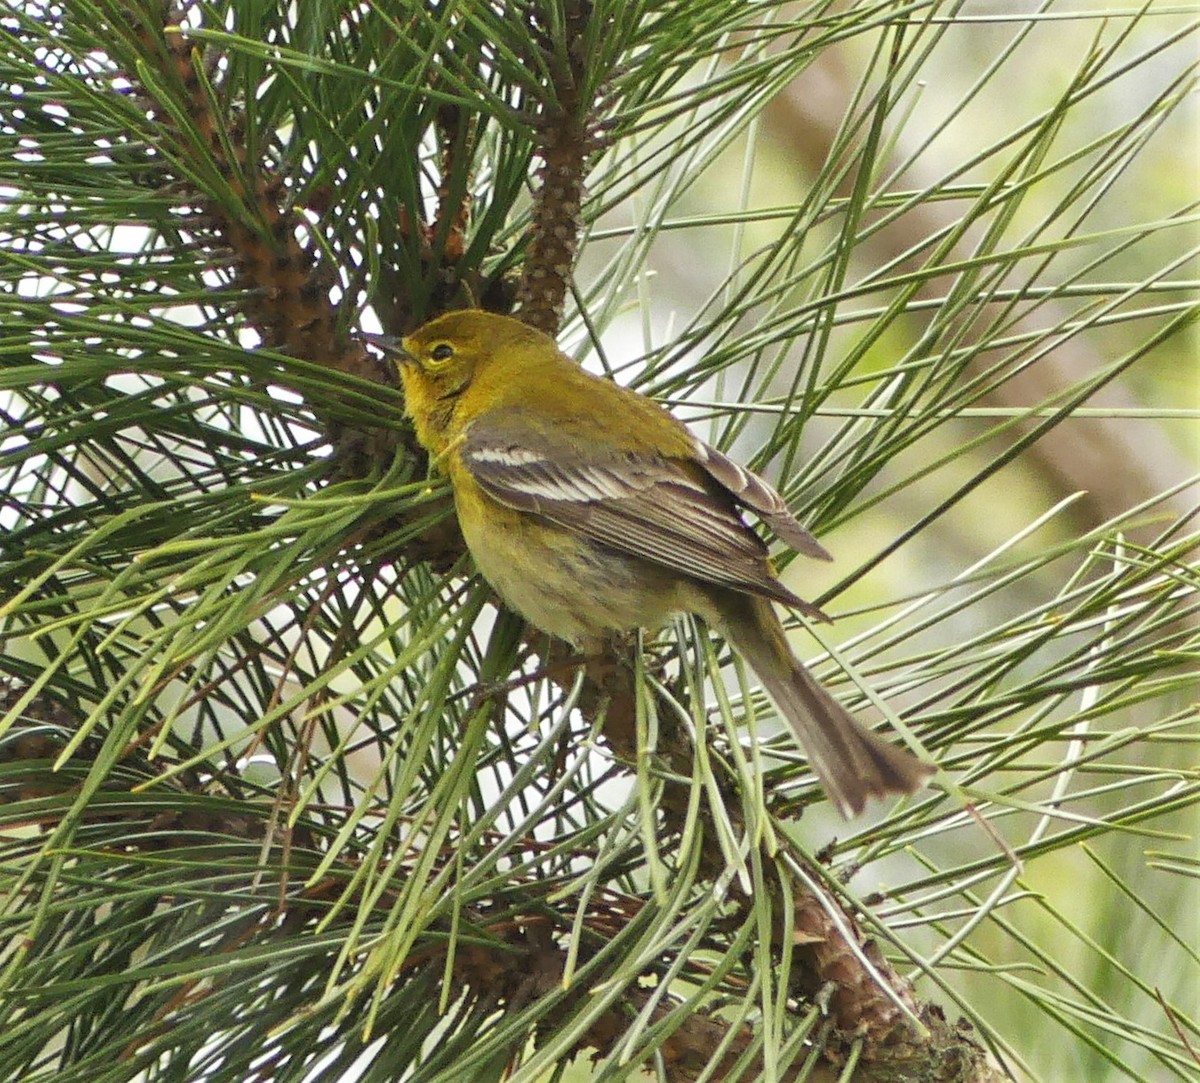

692,439,832,561
462,413,828,617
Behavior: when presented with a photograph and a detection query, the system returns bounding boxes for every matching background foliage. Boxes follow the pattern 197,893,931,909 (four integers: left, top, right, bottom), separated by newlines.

1,1,1196,1081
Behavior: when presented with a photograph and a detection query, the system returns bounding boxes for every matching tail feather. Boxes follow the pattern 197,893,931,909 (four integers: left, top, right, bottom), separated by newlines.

722,594,934,818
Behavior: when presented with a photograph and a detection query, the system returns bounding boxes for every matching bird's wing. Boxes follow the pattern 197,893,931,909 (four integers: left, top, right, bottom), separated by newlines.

691,440,831,562
461,412,827,615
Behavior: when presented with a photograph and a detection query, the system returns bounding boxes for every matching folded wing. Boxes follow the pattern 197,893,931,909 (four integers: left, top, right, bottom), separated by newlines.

462,411,828,618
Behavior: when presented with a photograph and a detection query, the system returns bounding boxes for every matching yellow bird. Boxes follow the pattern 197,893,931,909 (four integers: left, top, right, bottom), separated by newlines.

370,310,933,817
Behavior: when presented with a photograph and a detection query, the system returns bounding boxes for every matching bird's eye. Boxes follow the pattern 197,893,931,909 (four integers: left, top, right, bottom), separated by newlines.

430,343,454,362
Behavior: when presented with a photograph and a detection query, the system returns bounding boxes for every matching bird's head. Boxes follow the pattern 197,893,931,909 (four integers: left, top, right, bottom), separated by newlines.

365,310,552,452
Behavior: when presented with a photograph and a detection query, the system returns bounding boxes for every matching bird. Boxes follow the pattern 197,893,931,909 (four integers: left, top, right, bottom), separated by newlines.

367,310,933,816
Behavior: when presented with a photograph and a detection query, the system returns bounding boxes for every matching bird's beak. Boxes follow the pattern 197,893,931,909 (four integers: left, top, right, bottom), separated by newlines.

359,331,415,365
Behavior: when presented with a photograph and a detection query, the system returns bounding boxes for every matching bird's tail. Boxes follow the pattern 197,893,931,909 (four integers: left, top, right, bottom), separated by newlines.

719,592,934,818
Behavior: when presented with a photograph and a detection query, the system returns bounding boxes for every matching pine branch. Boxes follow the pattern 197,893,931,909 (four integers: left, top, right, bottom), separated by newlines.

1,2,1195,1080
